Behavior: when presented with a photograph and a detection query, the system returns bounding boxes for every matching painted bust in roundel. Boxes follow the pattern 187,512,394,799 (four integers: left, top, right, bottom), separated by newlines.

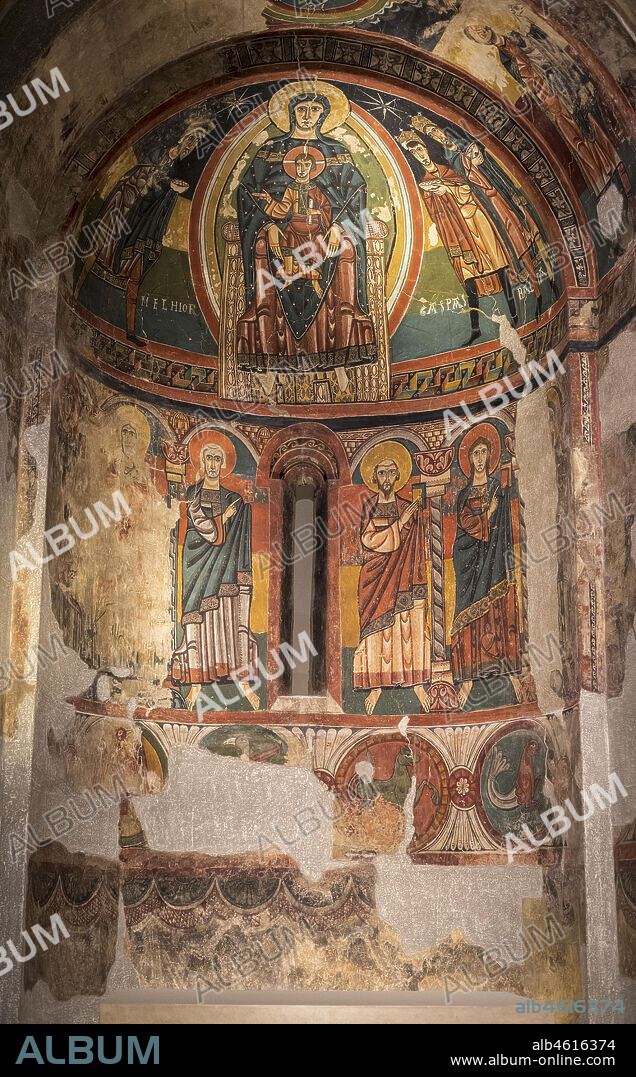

236,80,376,376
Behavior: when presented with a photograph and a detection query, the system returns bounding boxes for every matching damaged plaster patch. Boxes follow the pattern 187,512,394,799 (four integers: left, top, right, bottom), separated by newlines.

599,325,636,438
579,690,621,1014
22,409,129,863
371,722,543,956
132,746,335,881
105,895,140,995
596,182,626,239
398,715,410,737
490,313,527,368
374,853,543,955
0,412,16,660
28,568,122,862
6,175,40,241
20,977,101,1026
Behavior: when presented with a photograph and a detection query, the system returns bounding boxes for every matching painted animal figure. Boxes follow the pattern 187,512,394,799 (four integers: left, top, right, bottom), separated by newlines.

349,745,418,809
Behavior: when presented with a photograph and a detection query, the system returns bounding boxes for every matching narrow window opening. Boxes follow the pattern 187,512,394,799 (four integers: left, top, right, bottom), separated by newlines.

280,474,327,696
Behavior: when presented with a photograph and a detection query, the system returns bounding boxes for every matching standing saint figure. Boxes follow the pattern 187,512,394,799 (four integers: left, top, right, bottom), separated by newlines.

105,406,151,493
450,428,522,708
236,89,376,373
170,443,258,711
353,448,431,715
398,130,518,345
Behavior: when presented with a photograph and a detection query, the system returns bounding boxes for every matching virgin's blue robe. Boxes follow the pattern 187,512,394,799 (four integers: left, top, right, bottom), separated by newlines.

237,93,370,342
452,475,514,623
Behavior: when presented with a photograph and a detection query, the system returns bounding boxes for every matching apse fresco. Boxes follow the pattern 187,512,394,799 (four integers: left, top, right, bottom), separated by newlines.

63,15,635,415
169,429,269,713
4,0,633,1028
441,3,634,245
48,378,547,725
268,1,635,249
68,68,573,407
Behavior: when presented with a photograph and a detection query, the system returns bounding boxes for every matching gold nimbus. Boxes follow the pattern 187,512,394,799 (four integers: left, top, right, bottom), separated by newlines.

359,441,413,492
268,79,350,134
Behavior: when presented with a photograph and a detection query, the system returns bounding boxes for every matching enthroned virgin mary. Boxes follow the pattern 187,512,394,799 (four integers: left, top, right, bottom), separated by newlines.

236,86,376,373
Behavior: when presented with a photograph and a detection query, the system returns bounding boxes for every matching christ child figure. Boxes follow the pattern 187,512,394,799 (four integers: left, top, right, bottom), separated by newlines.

253,151,333,299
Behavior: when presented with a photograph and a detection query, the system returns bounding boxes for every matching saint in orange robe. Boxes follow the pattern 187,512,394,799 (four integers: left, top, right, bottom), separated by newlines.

353,495,431,691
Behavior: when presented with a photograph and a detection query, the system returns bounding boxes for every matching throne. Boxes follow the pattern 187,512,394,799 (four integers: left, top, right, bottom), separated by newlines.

219,217,391,405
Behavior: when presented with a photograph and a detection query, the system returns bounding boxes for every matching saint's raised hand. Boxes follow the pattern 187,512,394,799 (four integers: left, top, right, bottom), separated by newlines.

399,500,420,528
222,499,241,524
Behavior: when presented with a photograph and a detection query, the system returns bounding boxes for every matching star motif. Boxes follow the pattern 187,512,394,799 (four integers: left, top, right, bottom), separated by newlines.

358,92,409,123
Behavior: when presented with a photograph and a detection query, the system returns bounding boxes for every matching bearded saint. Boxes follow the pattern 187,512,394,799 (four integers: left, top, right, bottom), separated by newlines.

353,456,431,715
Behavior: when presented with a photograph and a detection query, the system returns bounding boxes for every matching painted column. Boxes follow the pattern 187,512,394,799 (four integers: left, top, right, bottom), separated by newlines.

415,444,457,713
